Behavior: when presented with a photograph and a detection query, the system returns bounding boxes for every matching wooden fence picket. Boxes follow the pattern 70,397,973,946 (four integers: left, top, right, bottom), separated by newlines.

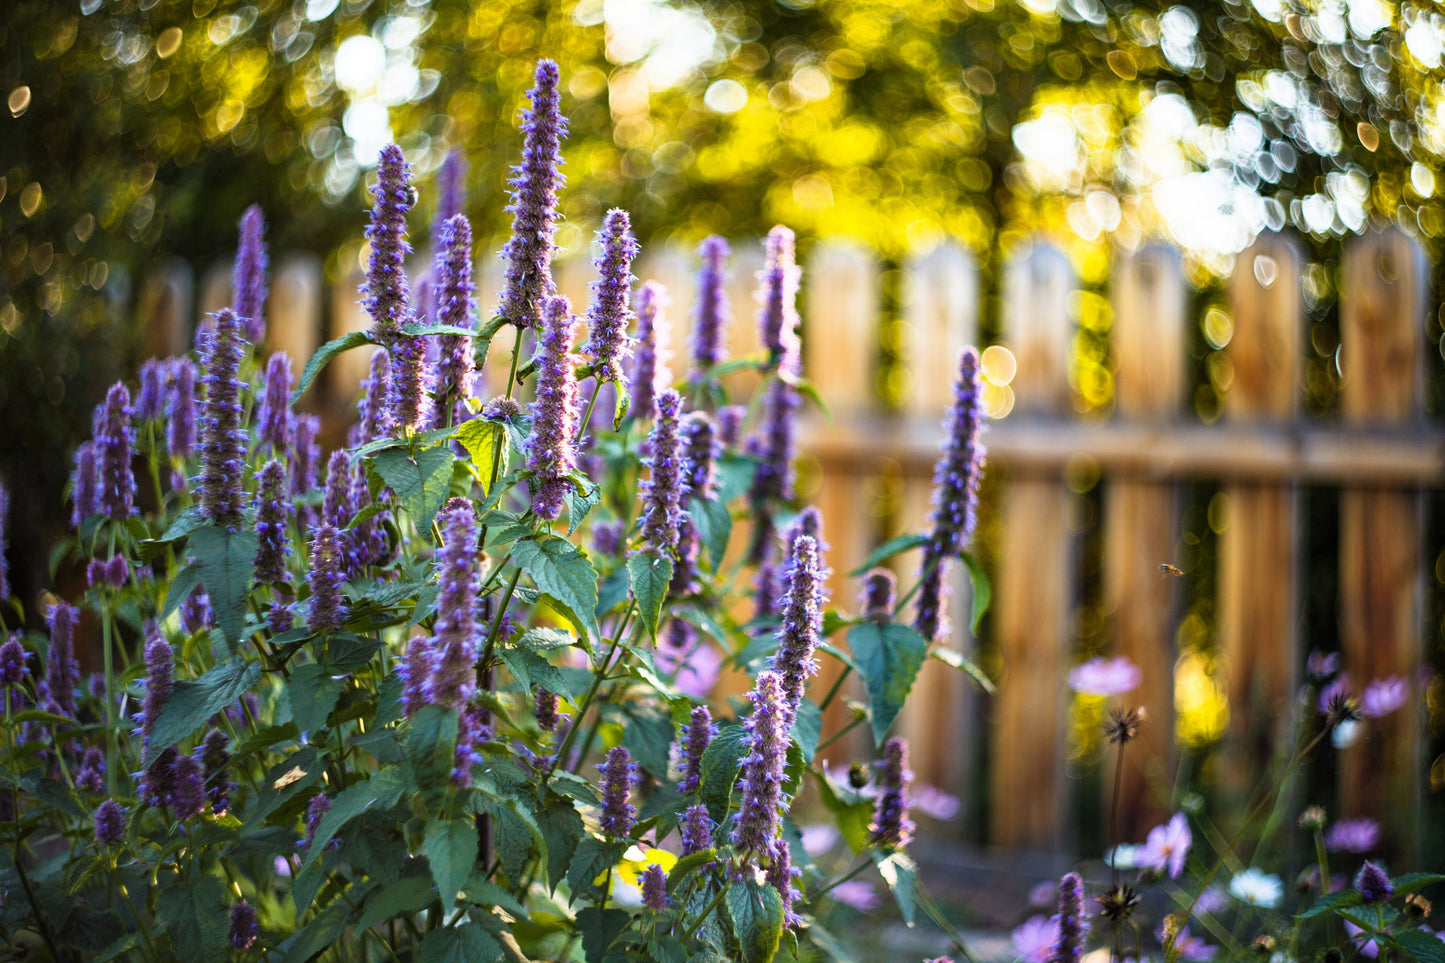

268,254,324,376
137,258,193,360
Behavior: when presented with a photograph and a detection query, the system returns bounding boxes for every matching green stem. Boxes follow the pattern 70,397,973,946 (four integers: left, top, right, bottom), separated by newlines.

505,326,524,400
119,880,164,963
579,383,605,441
551,631,627,776
102,606,118,796
680,885,728,935
13,832,64,962
812,858,870,899
816,715,863,753
817,665,852,712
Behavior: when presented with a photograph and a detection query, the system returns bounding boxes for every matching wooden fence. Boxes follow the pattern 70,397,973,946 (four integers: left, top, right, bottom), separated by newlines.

140,226,1443,858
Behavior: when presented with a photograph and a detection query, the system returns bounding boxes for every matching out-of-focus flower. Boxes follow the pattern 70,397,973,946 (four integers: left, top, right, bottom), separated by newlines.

1139,812,1192,878
1105,844,1142,870
1354,861,1393,903
653,637,721,700
1011,914,1061,963
1306,650,1339,680
1344,920,1380,959
831,880,881,911
799,824,839,857
1359,676,1407,718
1192,885,1229,917
1067,657,1142,696
1162,925,1217,962
1229,868,1283,908
1325,816,1381,853
912,783,962,821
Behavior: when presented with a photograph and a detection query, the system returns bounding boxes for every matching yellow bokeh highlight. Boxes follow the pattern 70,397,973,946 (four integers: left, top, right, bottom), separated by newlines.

1174,652,1228,747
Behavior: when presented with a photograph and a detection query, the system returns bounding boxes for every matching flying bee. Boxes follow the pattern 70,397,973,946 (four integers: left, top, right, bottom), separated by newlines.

1158,563,1184,578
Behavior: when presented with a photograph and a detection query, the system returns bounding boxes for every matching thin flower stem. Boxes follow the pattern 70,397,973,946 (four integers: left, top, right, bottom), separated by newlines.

812,858,870,899
817,664,852,712
505,326,524,401
680,885,727,935
1110,736,1126,889
579,384,604,442
119,880,163,963
816,715,863,753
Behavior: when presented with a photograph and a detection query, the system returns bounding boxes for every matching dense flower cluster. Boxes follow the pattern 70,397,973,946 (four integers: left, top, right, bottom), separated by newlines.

497,60,566,330
526,295,580,519
581,208,637,384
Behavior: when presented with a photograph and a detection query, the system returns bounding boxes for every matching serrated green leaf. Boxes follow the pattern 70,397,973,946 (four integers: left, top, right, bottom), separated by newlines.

424,818,478,912
409,705,459,803
301,768,407,872
500,647,577,699
536,797,585,891
564,480,602,536
874,851,916,926
847,533,929,577
401,322,480,338
665,849,718,892
356,875,436,933
292,330,375,405
281,901,350,963
188,525,258,651
513,536,600,643
628,553,674,642
690,497,732,571
848,622,928,745
417,925,506,963
726,880,784,963
566,836,625,897
1393,872,1445,894
516,627,576,650
1392,929,1445,963
150,658,262,752
791,697,822,761
812,768,874,853
576,906,630,963
1297,888,1365,919
457,418,508,494
699,725,748,825
927,647,995,694
156,875,228,963
284,663,346,732
612,384,632,429
370,446,455,533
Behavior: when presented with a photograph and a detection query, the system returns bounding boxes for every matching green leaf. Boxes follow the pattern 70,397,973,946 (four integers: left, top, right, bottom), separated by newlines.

402,322,482,338
188,525,259,651
716,453,757,502
874,851,916,926
690,497,732,570
726,880,785,963
621,702,676,781
576,906,630,963
301,768,407,872
417,925,505,963
1393,872,1445,894
612,384,632,429
160,561,204,624
699,724,748,825
1297,888,1365,919
280,901,349,963
424,818,478,912
960,550,992,634
537,797,585,891
927,647,995,694
356,875,436,933
460,875,530,920
516,627,576,650
156,875,228,963
284,663,346,732
370,446,456,533
513,536,601,643
500,647,576,698
408,705,459,803
790,697,822,761
847,622,929,745
564,480,602,536
1392,929,1445,963
150,658,262,752
457,418,508,494
566,836,625,897
847,533,928,577
813,768,874,853
665,848,718,892
292,330,374,405
627,553,674,643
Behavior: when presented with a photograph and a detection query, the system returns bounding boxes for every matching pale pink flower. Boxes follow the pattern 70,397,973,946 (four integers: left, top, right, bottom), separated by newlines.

1066,657,1141,696
1359,676,1407,718
831,880,881,911
1325,816,1381,854
1139,812,1192,878
1010,915,1061,963
913,783,962,821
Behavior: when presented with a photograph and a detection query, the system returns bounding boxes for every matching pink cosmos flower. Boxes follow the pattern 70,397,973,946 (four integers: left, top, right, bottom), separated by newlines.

1160,925,1216,962
1306,650,1339,679
1011,915,1061,963
1359,676,1407,718
1139,812,1192,878
1325,816,1381,854
1192,885,1229,917
1066,657,1141,696
831,880,881,911
913,783,962,821
1345,920,1380,959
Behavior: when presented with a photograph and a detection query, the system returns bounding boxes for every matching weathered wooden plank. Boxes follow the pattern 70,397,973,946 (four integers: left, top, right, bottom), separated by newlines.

1218,232,1302,810
136,258,193,360
805,242,878,415
990,241,1075,850
268,253,323,372
1104,244,1185,837
1338,228,1428,854
329,269,373,403
902,242,978,416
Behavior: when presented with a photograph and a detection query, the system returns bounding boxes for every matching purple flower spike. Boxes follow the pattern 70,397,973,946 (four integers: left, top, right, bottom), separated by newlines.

753,547,781,623
638,390,689,558
398,634,433,720
748,379,800,525
1050,872,1088,963
630,282,671,421
1326,816,1381,854
717,406,745,448
526,296,580,520
679,704,715,794
598,746,637,839
95,799,126,845
353,351,393,445
388,331,430,433
690,236,731,378
322,450,356,558
234,205,269,343
681,804,712,856
77,746,106,794
767,837,803,928
229,900,259,950
435,148,467,230
180,586,214,635
535,688,560,733
171,753,207,820
732,670,789,856
137,358,166,420
772,533,822,721
303,793,330,850
581,209,638,384
306,524,349,634
642,863,667,910
432,215,477,422
96,382,136,519
428,498,480,713
497,60,567,330
200,727,233,813
105,554,129,587
139,747,177,806
592,519,624,557
166,357,198,458
757,227,801,370
861,568,896,623
0,634,26,686
140,620,173,741
453,699,490,787
1355,861,1393,903
256,352,294,452
362,144,414,342
781,507,831,606
670,413,717,595
71,442,99,526
199,309,248,528
871,736,914,849
254,460,292,585
914,347,985,642
46,602,80,716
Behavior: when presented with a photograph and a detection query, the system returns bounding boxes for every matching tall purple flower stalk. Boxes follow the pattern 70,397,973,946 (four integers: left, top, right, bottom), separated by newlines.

71,442,98,526
290,412,320,494
732,670,789,856
229,900,259,950
432,215,476,424
717,405,745,448
1049,872,1087,963
398,634,433,720
200,727,233,814
46,603,80,716
303,793,330,850
631,281,671,421
454,700,489,787
681,804,712,856
526,295,580,520
0,634,26,687
671,412,717,595
642,864,667,910
861,568,897,623
757,226,801,369
638,390,689,557
871,736,914,849
389,332,429,432
747,379,800,539
95,382,136,520
767,837,802,928
322,450,355,535
772,533,822,721
599,746,637,839
534,688,560,733
690,236,731,378
234,205,269,343
199,308,248,528
253,460,291,584
306,524,348,634
350,351,393,446
139,621,173,741
136,358,166,420
679,704,715,794
497,60,566,330
781,507,831,605
167,357,198,458
434,148,467,229
914,347,985,642
428,498,479,712
581,209,637,384
362,144,413,342
255,352,293,452
95,799,126,845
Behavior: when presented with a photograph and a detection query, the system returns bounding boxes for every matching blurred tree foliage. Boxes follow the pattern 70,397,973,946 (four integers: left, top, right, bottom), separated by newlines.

2,0,1444,605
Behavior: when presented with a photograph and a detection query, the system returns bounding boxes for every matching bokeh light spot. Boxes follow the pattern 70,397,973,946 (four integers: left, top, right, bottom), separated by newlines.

704,79,747,114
